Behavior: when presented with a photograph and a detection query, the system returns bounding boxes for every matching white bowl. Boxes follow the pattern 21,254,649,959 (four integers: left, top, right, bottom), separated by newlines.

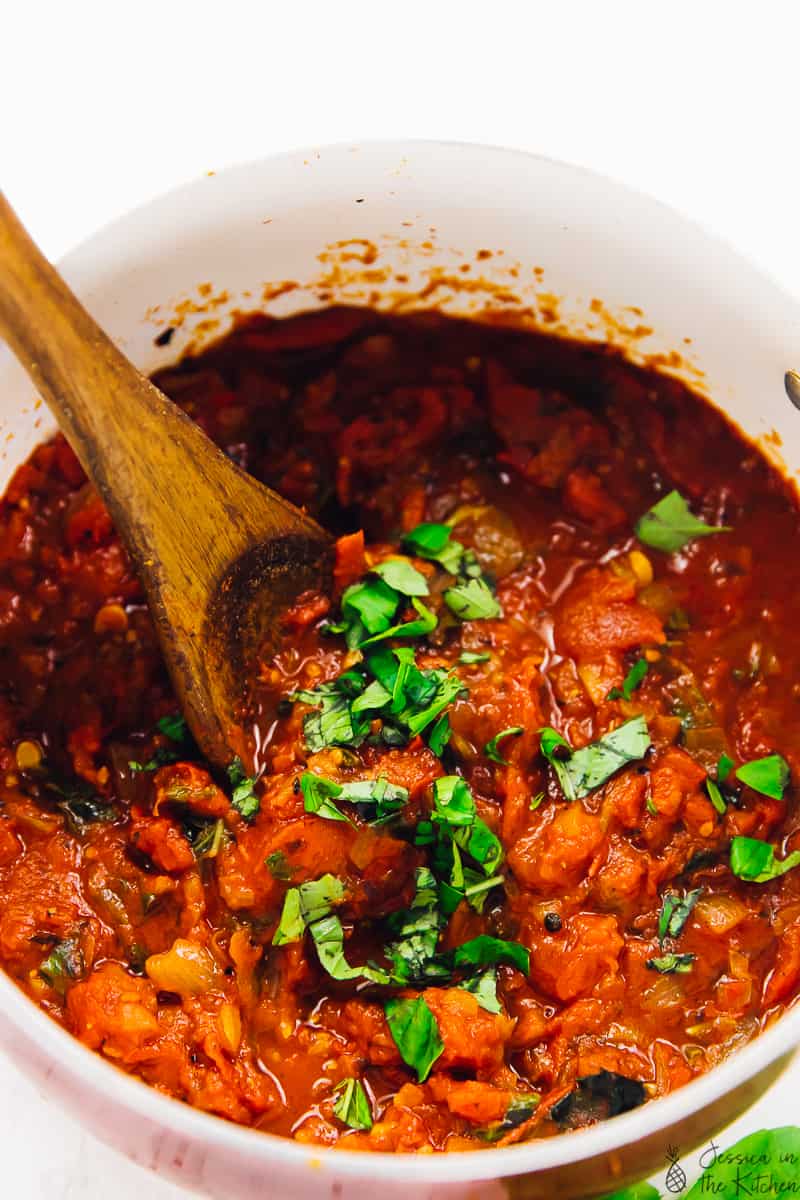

1,141,799,1199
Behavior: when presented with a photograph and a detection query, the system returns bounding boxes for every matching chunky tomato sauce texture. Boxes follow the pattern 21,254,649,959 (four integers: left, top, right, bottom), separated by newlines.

1,306,800,1151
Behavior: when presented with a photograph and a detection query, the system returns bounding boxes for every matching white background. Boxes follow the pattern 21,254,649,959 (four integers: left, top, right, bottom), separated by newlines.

3,2,800,1196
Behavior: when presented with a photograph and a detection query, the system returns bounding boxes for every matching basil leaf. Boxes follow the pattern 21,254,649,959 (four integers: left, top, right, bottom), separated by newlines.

730,836,800,883
402,523,452,557
403,673,464,737
272,874,345,945
428,713,451,756
265,850,294,881
359,598,438,647
539,717,651,800
372,559,430,596
706,777,727,814
460,967,501,1014
157,713,190,742
453,820,504,877
453,934,529,975
735,754,790,800
300,772,352,824
432,776,475,826
310,914,391,985
341,577,400,636
635,490,731,553
646,952,695,974
480,1093,541,1142
384,995,444,1082
339,777,409,823
444,577,502,621
458,651,491,665
484,726,523,765
403,523,464,574
350,679,392,713
657,889,701,945
332,1078,373,1131
227,757,260,821
718,752,734,784
607,658,649,701
39,935,84,994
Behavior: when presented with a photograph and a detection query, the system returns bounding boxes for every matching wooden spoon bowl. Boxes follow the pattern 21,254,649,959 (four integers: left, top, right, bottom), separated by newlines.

0,191,332,770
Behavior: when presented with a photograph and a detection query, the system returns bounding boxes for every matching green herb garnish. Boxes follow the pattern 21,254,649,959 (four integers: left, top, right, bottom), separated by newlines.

735,754,790,800
310,914,391,985
39,935,84,994
371,559,430,596
718,752,735,784
265,850,294,881
646,952,695,974
227,757,260,821
384,995,444,1082
657,889,701,945
157,713,190,742
635,490,731,553
444,577,502,622
607,659,649,702
272,874,345,945
458,650,491,665
484,726,523,765
332,1078,373,1131
538,716,651,801
730,836,800,883
428,713,452,756
706,777,727,814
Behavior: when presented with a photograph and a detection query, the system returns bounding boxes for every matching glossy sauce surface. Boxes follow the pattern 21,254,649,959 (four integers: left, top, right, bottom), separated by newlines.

1,307,799,1151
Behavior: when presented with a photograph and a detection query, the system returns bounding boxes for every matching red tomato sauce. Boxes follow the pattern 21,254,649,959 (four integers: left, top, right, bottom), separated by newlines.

1,306,800,1151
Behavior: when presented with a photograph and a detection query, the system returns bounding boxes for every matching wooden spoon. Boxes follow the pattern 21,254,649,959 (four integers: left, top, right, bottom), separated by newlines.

0,191,333,771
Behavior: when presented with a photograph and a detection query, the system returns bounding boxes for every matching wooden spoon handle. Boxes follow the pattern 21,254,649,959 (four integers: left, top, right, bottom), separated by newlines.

0,191,330,768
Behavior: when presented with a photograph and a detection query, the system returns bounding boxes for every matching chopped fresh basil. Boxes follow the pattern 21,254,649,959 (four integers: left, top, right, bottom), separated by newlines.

157,713,189,742
484,726,523,765
458,650,491,665
444,577,502,621
432,775,475,827
428,713,451,756
300,773,352,824
657,889,701,945
128,748,181,773
341,577,401,643
372,559,430,596
300,771,408,826
38,935,84,994
359,598,438,647
453,934,529,975
460,967,501,1014
403,672,464,737
227,758,260,821
730,836,800,883
706,777,727,814
332,1078,373,1131
718,752,735,784
310,914,391,985
607,659,649,702
646,952,695,974
530,791,545,811
480,1093,540,1142
402,522,464,574
384,995,444,1082
635,490,731,553
735,754,790,800
538,716,651,801
272,874,345,945
265,850,294,881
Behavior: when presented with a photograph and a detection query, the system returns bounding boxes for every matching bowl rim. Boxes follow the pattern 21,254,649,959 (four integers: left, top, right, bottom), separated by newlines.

2,136,800,1184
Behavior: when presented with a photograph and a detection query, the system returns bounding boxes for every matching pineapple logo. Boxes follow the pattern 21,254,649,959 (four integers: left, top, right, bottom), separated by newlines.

664,1145,687,1193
